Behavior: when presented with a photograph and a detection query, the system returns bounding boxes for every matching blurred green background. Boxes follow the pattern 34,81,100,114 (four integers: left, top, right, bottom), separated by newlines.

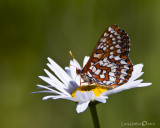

0,0,160,128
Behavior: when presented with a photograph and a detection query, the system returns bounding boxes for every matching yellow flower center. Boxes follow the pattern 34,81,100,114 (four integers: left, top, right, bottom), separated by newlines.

71,85,108,98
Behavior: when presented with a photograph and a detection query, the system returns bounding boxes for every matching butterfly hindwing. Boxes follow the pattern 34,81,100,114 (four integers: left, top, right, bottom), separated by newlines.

82,25,133,87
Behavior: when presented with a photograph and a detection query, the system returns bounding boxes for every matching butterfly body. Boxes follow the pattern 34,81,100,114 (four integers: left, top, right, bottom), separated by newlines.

77,25,133,89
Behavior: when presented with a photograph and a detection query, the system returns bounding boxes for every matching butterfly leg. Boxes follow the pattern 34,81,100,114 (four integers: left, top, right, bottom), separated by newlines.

106,84,119,89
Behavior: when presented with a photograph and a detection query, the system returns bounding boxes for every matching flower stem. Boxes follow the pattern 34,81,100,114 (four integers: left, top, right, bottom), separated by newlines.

89,104,100,128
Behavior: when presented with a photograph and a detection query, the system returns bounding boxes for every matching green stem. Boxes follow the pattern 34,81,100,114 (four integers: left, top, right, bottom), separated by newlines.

89,104,100,128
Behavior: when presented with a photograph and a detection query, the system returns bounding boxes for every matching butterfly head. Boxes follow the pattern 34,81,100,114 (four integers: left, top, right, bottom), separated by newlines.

76,68,94,84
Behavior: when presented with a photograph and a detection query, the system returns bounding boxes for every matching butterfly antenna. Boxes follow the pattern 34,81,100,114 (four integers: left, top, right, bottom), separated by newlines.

69,51,77,60
69,51,79,67
69,51,82,85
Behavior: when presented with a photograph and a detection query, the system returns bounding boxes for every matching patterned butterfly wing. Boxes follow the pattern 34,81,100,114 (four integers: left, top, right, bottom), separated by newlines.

82,25,133,88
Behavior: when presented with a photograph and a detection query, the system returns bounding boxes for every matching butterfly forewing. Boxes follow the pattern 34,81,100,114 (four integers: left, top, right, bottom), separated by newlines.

82,25,133,88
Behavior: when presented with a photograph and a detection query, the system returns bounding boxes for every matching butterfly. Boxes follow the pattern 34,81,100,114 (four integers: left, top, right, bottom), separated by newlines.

76,25,133,89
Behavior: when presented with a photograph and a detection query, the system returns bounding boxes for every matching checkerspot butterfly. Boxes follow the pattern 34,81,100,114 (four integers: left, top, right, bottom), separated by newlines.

76,25,133,89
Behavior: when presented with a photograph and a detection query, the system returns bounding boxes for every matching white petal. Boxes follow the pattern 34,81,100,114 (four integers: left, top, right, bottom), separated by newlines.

37,85,52,89
39,76,71,96
76,91,86,101
65,67,72,78
69,59,82,85
137,83,152,87
44,69,66,89
84,91,95,100
83,56,90,67
133,64,143,75
47,57,73,84
36,84,61,94
65,66,81,86
129,64,143,82
70,65,78,81
42,95,78,101
47,58,78,91
36,84,64,95
76,91,95,102
69,59,81,70
129,72,144,82
76,101,90,113
95,96,108,103
32,91,54,94
75,75,81,86
73,59,81,69
101,80,150,96
47,63,71,87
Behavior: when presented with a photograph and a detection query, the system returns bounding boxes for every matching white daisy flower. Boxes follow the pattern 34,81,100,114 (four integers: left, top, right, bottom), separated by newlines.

35,56,152,113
